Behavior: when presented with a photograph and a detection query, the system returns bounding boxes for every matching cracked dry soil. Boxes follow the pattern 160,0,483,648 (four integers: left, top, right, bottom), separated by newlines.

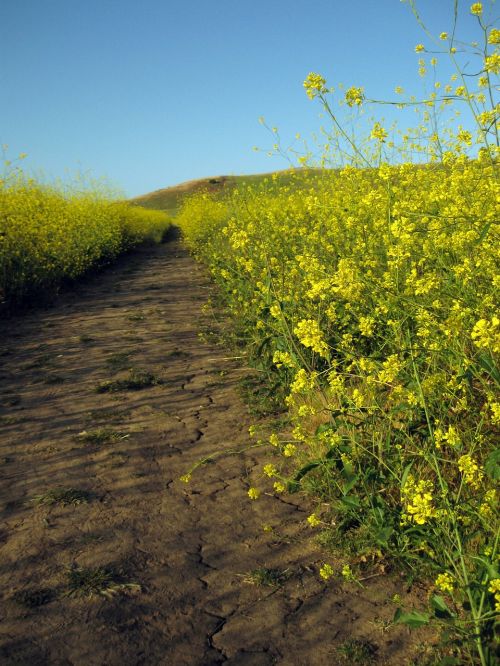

0,238,427,665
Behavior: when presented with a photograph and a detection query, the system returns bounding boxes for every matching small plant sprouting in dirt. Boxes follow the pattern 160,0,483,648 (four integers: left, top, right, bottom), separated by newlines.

64,565,141,599
95,369,160,393
0,414,21,426
1,394,21,407
165,349,190,360
21,353,53,370
105,352,134,372
243,567,290,587
126,311,146,322
336,639,378,665
31,488,91,507
12,588,56,608
86,407,129,422
76,428,129,445
43,374,65,385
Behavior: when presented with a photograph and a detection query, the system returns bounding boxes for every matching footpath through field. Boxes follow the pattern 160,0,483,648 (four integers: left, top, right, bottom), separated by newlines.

0,237,424,665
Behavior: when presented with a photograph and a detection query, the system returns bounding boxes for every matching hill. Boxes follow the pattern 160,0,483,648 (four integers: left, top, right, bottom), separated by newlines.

131,168,325,215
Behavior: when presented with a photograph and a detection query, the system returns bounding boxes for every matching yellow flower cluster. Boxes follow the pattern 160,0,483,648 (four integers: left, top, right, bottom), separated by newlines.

303,72,327,100
0,172,171,304
435,572,455,593
401,476,436,525
488,579,500,612
457,454,484,489
344,86,364,107
294,319,329,357
319,563,334,580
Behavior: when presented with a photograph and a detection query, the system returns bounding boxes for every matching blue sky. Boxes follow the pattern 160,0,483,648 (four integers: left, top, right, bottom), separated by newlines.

1,0,494,197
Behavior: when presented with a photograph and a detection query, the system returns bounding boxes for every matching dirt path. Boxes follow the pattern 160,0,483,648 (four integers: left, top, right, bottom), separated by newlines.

0,239,426,666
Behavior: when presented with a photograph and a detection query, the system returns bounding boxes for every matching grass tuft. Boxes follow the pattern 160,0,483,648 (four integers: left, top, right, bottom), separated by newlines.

95,369,160,393
31,488,91,507
64,565,141,599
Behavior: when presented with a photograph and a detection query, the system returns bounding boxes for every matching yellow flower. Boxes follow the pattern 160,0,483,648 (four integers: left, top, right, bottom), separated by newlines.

370,122,388,142
179,473,192,483
248,487,260,500
470,3,482,15
484,54,500,75
488,579,500,612
401,476,436,525
344,86,364,107
415,44,425,53
303,72,327,100
273,481,286,493
488,28,500,44
435,572,455,593
471,316,500,353
319,563,334,580
440,32,448,40
458,454,484,489
283,443,296,457
269,433,280,447
341,564,354,581
263,463,277,478
307,513,321,527
294,319,329,357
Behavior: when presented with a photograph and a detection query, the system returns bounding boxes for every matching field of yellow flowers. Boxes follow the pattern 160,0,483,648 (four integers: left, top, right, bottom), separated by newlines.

0,169,170,305
178,3,499,659
178,158,498,660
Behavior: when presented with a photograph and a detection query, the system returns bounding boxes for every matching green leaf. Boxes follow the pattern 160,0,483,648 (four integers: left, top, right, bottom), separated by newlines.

476,353,500,387
401,461,413,490
484,449,500,481
470,556,499,581
340,495,361,509
315,422,334,436
431,595,455,619
342,475,359,495
287,460,322,493
394,608,430,628
375,525,394,546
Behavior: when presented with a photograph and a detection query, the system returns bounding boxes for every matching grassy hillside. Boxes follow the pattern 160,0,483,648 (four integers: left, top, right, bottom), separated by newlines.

131,168,326,214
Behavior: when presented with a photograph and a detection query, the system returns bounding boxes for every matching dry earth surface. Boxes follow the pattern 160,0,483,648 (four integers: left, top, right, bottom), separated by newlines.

0,236,431,665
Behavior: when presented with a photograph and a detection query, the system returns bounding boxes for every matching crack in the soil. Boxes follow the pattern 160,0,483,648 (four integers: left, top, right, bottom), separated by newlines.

204,611,229,661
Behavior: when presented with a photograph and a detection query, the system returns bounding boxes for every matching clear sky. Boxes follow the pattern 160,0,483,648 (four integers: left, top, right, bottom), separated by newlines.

1,0,494,197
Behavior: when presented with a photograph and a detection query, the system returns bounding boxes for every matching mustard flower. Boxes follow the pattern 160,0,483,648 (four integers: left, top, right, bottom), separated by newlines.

488,579,500,612
341,564,355,581
273,481,285,493
263,463,277,478
440,32,448,40
307,513,321,527
488,28,500,44
247,487,260,500
484,54,500,75
344,86,364,107
319,563,334,580
179,473,192,483
471,316,500,354
370,122,388,142
401,476,436,525
435,572,455,593
269,433,280,447
303,72,327,100
294,319,329,357
415,44,425,53
458,454,484,489
470,3,482,15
